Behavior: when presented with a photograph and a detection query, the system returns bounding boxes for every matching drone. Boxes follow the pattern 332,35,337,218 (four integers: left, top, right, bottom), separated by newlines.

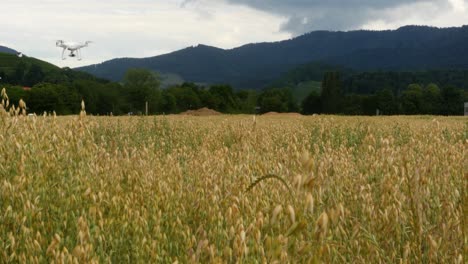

56,40,92,60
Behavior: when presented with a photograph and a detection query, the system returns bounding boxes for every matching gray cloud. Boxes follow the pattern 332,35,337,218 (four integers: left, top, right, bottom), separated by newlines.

221,0,456,34
180,0,195,8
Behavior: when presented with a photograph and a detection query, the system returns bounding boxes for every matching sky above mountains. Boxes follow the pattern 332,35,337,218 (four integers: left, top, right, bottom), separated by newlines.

1,0,466,68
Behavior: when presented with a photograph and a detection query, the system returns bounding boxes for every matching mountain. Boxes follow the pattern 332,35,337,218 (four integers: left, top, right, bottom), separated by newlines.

0,45,17,54
76,25,468,89
0,51,108,87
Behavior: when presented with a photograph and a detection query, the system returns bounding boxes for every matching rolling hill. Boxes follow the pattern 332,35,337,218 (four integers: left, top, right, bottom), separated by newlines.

76,25,468,89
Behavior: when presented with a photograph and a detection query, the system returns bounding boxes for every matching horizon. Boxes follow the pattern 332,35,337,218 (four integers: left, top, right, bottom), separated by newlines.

4,24,468,70
1,0,467,68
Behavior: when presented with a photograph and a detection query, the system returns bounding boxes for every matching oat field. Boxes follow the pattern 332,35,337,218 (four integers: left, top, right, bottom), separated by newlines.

0,92,466,263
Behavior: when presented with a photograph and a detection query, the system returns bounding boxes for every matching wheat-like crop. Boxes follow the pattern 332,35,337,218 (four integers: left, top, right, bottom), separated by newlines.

0,88,466,263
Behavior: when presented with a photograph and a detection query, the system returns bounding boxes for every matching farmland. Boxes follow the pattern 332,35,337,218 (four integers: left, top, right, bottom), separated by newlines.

0,98,466,262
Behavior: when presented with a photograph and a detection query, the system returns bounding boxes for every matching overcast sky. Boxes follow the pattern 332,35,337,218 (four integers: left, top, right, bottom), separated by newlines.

1,0,466,68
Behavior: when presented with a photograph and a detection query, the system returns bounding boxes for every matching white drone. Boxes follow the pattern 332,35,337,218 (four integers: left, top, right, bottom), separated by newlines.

56,40,92,60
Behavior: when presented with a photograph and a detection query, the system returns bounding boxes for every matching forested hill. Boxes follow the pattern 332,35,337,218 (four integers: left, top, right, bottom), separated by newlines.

76,25,468,89
0,46,17,54
0,52,106,86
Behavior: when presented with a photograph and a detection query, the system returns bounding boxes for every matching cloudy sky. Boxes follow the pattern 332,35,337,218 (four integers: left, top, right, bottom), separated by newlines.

1,0,466,68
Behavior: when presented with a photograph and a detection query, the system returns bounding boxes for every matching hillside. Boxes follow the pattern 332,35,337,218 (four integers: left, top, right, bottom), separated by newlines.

0,45,17,54
0,51,109,87
76,25,468,89
0,52,59,74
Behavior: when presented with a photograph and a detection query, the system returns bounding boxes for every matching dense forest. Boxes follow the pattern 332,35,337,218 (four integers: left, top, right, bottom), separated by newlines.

303,72,467,115
1,57,467,115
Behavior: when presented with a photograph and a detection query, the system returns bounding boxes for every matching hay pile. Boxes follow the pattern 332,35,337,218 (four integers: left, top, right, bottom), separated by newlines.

180,107,221,116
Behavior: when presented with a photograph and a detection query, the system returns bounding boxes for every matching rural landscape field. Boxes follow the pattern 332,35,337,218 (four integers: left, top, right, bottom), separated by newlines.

0,90,466,263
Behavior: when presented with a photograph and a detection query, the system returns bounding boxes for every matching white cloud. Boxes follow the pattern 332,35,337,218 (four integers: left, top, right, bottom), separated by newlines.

448,0,466,11
361,1,468,30
0,0,289,68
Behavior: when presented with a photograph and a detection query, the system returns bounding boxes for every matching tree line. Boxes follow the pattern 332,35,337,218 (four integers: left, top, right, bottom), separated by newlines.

1,67,298,115
343,70,468,94
303,72,467,115
1,67,467,115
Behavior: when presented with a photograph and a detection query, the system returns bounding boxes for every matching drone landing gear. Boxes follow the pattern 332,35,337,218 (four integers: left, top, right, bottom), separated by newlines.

66,50,81,60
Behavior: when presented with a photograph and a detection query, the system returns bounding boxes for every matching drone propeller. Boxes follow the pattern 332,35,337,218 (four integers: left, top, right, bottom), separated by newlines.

56,40,64,46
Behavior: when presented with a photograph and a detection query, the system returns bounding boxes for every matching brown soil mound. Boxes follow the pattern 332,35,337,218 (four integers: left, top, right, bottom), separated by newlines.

262,112,302,116
180,107,222,116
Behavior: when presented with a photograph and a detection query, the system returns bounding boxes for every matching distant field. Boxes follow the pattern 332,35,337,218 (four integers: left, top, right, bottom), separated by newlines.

0,107,466,262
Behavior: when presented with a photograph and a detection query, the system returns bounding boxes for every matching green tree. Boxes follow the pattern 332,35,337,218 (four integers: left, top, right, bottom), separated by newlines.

258,88,297,113
73,80,99,114
23,64,45,87
376,88,399,115
421,83,441,115
401,84,423,114
11,62,27,85
160,91,177,114
301,91,321,114
166,84,201,113
198,88,217,110
0,70,6,84
123,69,161,114
361,95,378,115
321,72,343,114
236,89,257,114
342,94,364,115
440,86,464,115
26,83,62,114
43,70,70,84
208,85,239,113
96,83,124,115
